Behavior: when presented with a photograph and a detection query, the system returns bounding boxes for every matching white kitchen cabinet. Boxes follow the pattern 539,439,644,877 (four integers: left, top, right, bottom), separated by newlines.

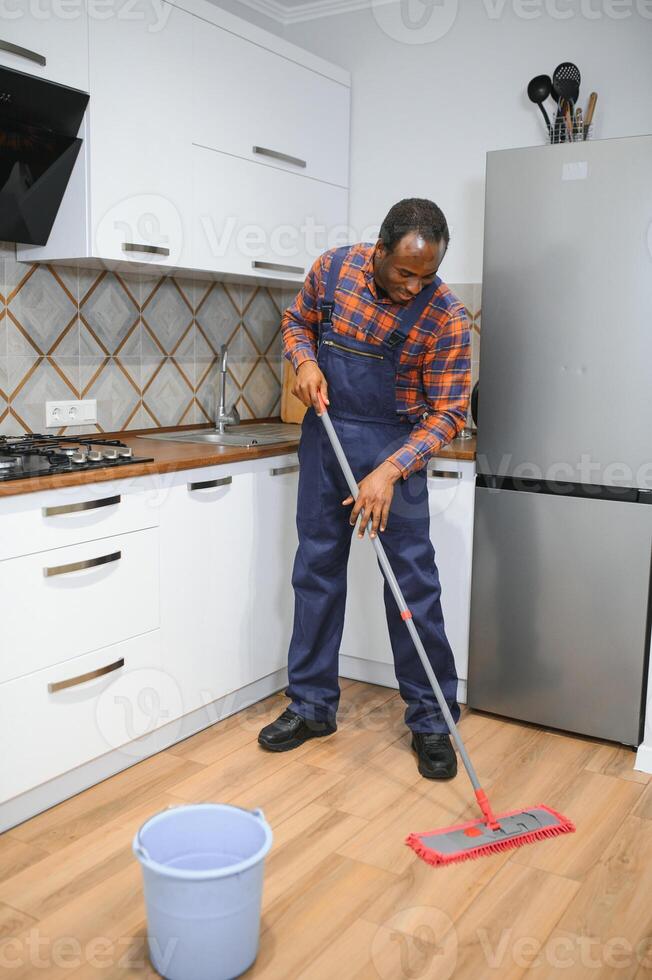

159,467,256,717
0,526,159,683
340,458,476,699
425,460,476,686
86,1,193,267
192,18,349,188
17,0,349,279
192,145,348,282
0,6,88,92
250,461,299,681
0,630,165,803
18,0,194,268
0,481,158,562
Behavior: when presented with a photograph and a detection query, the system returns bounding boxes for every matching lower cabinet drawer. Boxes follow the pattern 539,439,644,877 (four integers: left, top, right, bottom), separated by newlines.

0,630,173,803
0,482,159,562
0,527,160,683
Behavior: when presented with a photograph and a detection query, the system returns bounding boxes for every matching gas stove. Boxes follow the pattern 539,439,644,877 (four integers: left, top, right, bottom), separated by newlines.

0,434,153,483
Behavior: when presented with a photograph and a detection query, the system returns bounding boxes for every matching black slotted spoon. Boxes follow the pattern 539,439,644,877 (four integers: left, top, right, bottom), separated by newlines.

552,62,581,142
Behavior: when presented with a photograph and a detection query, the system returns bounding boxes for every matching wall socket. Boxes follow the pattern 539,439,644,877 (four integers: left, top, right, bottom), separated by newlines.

46,400,97,428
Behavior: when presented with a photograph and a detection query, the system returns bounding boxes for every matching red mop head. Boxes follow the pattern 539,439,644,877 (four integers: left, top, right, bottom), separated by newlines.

406,803,575,867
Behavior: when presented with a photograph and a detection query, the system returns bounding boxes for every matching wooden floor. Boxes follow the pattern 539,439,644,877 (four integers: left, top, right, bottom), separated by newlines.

1,681,651,979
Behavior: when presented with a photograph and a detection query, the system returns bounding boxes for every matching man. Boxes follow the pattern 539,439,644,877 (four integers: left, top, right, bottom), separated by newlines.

258,198,471,779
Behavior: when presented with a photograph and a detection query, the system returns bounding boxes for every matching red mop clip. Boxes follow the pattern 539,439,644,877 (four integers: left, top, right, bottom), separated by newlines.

475,788,501,831
400,609,412,621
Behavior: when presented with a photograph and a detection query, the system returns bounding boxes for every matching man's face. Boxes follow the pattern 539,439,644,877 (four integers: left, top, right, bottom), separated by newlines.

373,232,445,304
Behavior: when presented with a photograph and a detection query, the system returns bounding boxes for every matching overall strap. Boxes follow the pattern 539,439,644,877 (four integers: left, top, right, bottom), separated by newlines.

384,275,442,350
319,245,351,329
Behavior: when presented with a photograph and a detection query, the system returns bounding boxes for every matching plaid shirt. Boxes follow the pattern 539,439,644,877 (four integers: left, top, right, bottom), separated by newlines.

281,242,471,478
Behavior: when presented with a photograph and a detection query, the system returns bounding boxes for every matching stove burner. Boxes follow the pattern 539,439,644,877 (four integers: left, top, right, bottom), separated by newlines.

0,434,153,483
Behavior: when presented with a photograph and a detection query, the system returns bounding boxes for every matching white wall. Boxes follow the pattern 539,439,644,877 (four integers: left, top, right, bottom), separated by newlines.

282,1,652,282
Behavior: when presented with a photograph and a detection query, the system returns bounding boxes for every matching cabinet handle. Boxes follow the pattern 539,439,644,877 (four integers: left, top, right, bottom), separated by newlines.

252,260,304,275
0,39,46,66
48,658,125,693
43,550,121,578
252,146,306,169
427,469,462,480
188,476,232,491
270,465,299,476
42,494,121,517
122,243,170,257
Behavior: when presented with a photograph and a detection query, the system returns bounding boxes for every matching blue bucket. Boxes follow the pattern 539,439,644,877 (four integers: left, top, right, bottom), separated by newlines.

133,803,273,980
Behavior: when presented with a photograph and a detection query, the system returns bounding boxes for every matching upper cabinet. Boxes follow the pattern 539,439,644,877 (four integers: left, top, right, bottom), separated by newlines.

192,147,347,280
15,0,351,283
192,19,350,189
87,1,194,268
0,5,88,91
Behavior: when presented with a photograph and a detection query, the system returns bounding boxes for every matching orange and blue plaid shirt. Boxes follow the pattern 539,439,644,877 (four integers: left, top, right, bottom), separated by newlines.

281,242,471,478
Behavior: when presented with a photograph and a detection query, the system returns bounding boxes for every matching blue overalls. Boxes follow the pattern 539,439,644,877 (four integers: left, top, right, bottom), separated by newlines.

286,246,460,734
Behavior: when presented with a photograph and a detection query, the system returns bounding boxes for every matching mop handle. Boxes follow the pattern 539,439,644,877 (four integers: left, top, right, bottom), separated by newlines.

315,392,489,807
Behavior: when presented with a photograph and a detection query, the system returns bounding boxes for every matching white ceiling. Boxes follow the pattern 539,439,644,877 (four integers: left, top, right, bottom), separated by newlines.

233,0,384,25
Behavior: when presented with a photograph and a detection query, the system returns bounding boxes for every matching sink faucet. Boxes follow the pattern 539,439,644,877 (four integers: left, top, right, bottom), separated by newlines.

215,344,240,433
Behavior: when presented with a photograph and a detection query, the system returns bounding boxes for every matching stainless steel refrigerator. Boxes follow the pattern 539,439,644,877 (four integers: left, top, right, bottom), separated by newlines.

467,135,652,747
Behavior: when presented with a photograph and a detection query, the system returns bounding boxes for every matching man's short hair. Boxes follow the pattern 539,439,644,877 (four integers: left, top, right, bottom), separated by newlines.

379,198,450,252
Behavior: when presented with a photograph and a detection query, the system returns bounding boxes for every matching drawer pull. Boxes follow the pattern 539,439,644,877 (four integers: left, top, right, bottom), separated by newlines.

270,465,299,476
252,260,304,275
0,39,46,66
122,242,170,257
252,145,306,169
188,476,232,491
42,494,121,517
48,657,125,693
43,550,121,578
427,469,462,480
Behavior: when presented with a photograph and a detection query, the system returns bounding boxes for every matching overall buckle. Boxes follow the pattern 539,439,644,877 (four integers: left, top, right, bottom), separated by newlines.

385,329,407,349
320,302,334,325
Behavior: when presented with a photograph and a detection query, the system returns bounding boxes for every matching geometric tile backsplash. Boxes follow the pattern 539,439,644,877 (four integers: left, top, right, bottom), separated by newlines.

0,241,481,435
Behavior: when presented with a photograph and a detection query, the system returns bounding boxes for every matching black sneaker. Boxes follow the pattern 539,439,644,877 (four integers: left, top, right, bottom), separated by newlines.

411,732,457,780
258,708,337,752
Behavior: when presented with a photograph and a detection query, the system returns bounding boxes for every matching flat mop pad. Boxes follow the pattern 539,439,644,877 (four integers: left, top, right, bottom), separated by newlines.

316,391,576,869
406,803,575,866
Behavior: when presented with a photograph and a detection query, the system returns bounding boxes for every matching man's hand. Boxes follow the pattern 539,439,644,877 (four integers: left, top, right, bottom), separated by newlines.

343,460,402,538
292,360,329,414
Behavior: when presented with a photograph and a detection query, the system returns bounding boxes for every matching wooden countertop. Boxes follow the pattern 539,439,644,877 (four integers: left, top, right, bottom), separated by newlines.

0,426,476,498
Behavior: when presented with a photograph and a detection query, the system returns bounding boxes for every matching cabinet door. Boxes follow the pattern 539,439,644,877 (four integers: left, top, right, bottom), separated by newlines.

340,460,476,691
192,21,349,188
0,527,159,683
250,460,299,682
159,471,255,717
88,1,193,267
426,461,476,684
0,6,88,91
0,630,166,803
192,145,348,281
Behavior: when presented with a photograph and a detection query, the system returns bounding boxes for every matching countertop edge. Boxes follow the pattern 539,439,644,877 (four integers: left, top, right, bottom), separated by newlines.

0,432,477,499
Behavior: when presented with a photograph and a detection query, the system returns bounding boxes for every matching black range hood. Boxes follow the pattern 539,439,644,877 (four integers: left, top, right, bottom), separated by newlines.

0,66,89,246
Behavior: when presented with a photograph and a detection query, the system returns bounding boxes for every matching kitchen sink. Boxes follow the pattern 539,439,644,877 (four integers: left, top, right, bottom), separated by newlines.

141,422,302,448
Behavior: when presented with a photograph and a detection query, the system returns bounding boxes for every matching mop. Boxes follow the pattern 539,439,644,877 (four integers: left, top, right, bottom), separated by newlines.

316,391,575,867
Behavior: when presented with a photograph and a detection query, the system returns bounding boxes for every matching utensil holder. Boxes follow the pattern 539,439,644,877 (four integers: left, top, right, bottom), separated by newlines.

546,118,594,145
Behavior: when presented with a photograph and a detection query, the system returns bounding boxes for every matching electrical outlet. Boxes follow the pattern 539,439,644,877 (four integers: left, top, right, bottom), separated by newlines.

45,400,97,428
